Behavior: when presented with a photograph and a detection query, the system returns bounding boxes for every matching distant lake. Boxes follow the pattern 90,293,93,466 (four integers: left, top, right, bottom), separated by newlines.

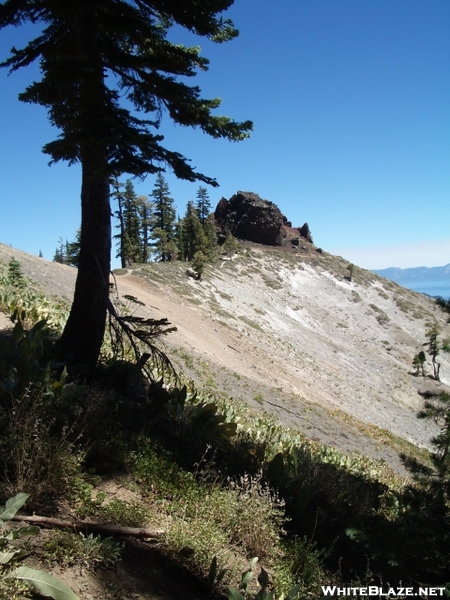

401,280,450,300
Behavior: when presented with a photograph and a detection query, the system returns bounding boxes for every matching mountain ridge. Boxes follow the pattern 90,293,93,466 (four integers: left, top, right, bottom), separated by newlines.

373,263,450,283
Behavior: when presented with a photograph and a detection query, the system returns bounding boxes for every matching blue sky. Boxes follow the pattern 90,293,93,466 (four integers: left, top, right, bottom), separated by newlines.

0,0,449,270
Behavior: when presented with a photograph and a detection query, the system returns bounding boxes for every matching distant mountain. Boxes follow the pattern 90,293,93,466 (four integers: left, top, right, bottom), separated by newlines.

373,264,450,284
372,264,450,299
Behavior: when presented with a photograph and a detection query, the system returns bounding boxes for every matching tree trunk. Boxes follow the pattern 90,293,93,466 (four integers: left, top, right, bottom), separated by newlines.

59,3,111,371
60,167,111,369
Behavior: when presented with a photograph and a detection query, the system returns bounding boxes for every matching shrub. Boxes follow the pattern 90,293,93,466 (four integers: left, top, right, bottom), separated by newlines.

0,388,84,509
42,530,121,569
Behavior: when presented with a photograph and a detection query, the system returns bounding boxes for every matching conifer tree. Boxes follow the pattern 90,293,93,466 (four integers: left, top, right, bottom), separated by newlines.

191,250,207,280
203,213,218,258
113,180,138,267
175,217,186,261
223,231,239,259
182,200,209,261
424,324,441,381
53,231,81,267
151,174,176,261
196,186,212,224
66,229,81,267
53,238,65,264
1,1,252,369
138,195,154,263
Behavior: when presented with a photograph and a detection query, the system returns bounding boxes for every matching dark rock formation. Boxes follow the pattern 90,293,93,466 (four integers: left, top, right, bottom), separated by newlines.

214,191,286,246
298,222,313,244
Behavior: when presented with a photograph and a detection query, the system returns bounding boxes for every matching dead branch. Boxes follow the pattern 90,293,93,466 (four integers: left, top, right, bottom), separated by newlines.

12,514,164,539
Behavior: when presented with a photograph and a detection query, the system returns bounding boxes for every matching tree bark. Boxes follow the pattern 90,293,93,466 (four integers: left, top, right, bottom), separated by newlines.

59,3,111,370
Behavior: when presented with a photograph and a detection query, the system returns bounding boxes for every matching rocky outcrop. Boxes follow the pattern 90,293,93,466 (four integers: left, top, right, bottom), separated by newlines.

298,222,313,244
214,191,315,248
214,191,286,246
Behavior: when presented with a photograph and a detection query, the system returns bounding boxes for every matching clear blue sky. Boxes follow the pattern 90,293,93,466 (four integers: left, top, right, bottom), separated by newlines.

0,0,449,270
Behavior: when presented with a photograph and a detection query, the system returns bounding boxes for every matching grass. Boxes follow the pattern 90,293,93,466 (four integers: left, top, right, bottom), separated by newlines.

329,407,431,470
369,303,390,326
238,314,264,331
261,273,283,290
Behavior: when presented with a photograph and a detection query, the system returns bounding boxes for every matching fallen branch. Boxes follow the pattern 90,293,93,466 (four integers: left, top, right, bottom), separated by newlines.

12,514,164,539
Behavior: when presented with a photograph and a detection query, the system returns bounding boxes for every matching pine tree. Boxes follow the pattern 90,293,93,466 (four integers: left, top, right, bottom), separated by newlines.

196,186,212,224
66,229,81,267
1,1,252,369
424,324,441,381
203,213,218,258
182,200,208,261
53,231,81,267
53,238,65,264
112,180,142,267
222,231,239,259
151,174,176,261
175,216,186,262
7,258,25,288
138,195,154,263
191,250,207,280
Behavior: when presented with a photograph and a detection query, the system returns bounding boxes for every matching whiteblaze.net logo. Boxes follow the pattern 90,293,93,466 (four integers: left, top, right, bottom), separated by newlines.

321,586,446,597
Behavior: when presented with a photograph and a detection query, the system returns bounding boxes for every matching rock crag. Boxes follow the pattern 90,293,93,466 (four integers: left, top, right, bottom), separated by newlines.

214,191,313,247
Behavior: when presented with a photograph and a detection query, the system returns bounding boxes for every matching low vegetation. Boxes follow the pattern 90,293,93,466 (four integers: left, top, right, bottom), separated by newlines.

1,260,450,598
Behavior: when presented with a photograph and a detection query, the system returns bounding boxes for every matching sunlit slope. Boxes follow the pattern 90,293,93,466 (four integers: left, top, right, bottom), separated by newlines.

117,246,449,464
2,241,449,472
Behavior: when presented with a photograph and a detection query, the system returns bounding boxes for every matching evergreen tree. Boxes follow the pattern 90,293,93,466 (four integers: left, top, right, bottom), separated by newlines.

412,351,426,377
222,231,239,259
53,238,65,264
175,216,186,261
182,200,208,261
112,179,142,267
7,258,25,288
166,239,178,263
196,186,212,224
203,213,218,258
191,250,207,280
138,195,154,263
66,229,81,267
1,1,252,369
151,174,176,261
53,231,80,267
424,324,441,381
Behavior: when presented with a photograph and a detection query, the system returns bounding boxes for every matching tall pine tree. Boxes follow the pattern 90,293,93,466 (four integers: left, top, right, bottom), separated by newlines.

1,1,252,369
195,186,212,224
138,195,154,263
151,173,176,262
113,179,142,267
181,200,209,261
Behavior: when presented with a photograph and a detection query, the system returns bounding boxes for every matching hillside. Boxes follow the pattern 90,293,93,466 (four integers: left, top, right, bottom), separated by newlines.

1,241,449,475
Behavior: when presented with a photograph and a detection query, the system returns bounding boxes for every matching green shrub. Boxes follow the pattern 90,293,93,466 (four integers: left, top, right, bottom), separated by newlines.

43,530,121,569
